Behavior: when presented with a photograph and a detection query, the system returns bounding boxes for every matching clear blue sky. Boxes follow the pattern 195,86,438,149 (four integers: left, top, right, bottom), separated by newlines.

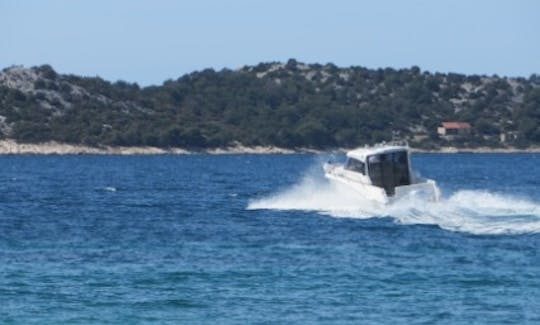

2,0,539,85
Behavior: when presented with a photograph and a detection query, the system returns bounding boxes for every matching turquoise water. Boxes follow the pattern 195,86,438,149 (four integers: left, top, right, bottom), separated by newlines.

1,154,539,323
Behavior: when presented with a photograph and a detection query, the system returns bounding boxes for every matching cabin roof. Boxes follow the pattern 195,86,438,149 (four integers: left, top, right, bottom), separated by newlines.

347,145,408,162
441,121,471,129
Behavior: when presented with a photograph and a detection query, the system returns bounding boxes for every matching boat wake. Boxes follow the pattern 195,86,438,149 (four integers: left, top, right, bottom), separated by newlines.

247,173,540,235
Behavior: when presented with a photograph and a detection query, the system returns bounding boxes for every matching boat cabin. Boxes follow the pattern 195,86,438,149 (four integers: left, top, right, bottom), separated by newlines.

344,146,411,196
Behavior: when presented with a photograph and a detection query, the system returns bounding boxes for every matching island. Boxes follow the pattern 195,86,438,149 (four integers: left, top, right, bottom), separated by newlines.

1,59,539,154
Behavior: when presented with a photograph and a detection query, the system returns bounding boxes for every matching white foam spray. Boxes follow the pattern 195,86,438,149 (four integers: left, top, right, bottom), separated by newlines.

247,168,540,235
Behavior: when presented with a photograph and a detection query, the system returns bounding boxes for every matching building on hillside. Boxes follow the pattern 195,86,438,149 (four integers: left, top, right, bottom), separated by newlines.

437,122,472,139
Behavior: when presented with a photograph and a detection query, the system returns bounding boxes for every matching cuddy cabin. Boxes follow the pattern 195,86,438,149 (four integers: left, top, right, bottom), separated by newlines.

324,144,440,204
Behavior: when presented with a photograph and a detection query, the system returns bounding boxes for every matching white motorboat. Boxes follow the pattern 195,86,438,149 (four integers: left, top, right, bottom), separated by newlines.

324,143,440,204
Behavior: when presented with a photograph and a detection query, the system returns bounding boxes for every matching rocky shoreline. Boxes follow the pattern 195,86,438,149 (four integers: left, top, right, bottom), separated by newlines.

0,140,296,155
0,139,539,155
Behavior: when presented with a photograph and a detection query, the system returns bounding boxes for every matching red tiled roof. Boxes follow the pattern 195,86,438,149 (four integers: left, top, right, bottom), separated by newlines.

441,122,471,129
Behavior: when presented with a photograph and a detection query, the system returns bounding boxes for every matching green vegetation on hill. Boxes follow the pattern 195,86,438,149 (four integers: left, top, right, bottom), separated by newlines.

0,60,539,149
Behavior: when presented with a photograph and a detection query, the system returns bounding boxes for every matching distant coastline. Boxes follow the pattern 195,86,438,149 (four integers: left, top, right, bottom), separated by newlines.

0,139,539,155
2,64,540,152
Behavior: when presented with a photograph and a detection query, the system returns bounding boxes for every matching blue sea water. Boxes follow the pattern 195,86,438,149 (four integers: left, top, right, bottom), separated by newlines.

1,153,539,323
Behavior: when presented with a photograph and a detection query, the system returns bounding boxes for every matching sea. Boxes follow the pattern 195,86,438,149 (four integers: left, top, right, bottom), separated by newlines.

1,153,539,323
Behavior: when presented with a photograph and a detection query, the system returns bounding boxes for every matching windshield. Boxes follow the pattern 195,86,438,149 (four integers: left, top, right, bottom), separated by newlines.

345,158,365,174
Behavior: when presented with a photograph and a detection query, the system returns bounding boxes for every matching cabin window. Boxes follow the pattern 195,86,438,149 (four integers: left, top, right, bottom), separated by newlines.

367,151,410,196
345,158,365,174
393,151,410,186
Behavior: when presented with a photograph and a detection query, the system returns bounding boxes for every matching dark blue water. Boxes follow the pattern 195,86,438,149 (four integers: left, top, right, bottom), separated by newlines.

1,154,539,323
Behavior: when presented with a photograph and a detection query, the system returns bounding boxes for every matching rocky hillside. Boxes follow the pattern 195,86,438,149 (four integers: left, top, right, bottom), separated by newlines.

0,60,539,149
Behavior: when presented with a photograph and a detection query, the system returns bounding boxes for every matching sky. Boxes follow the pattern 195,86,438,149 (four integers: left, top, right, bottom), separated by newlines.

2,0,539,85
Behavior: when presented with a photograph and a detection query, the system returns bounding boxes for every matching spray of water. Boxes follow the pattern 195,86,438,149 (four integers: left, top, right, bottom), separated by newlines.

247,168,540,235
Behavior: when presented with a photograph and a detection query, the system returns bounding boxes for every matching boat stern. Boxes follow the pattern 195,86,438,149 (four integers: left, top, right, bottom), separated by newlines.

394,179,440,202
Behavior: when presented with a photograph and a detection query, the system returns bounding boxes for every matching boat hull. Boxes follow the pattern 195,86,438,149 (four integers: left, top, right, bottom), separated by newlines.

325,170,389,204
324,163,440,204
